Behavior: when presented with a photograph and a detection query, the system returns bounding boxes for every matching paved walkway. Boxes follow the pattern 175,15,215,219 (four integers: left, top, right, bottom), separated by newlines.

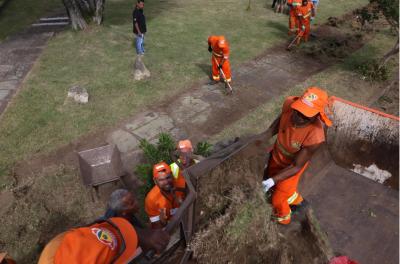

0,13,68,115
106,46,328,172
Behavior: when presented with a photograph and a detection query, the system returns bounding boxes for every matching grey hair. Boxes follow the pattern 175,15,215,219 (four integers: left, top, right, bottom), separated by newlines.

107,189,131,212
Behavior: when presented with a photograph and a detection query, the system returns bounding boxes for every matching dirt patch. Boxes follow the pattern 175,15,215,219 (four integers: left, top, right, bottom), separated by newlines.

296,10,389,61
167,142,333,263
0,164,124,262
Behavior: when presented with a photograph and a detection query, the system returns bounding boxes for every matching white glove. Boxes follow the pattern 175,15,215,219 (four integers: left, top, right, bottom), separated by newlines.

262,178,275,193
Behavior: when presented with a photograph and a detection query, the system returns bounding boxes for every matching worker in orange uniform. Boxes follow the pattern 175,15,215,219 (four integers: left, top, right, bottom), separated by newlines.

145,162,184,229
38,216,170,263
0,253,15,264
287,0,302,35
38,191,169,263
296,0,315,44
207,35,232,85
262,87,332,225
170,140,199,196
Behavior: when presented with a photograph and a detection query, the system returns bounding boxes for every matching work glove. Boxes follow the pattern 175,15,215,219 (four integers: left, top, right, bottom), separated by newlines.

208,45,212,53
262,178,275,193
301,25,306,31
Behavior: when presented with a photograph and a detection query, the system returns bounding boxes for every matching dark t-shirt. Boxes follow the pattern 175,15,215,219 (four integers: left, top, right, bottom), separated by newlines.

132,8,147,34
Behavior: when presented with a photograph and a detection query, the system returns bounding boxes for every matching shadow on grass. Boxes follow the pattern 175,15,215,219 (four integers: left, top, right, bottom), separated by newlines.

340,45,380,72
265,20,288,39
196,63,211,78
104,0,179,26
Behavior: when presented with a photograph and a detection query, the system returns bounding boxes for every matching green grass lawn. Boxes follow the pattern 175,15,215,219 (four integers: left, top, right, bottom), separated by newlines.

211,28,398,142
0,0,62,40
0,0,368,187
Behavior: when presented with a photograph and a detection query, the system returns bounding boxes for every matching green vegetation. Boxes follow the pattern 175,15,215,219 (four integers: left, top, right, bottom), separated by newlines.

212,28,398,142
0,0,368,187
194,141,213,157
0,0,62,40
356,58,389,81
136,132,176,195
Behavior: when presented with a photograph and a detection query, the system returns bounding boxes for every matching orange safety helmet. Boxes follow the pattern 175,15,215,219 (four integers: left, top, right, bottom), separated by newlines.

153,162,172,179
177,140,193,152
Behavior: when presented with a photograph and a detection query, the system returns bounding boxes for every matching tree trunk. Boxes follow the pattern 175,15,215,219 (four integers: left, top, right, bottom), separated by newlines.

94,0,106,25
63,0,88,30
380,38,399,68
62,0,106,30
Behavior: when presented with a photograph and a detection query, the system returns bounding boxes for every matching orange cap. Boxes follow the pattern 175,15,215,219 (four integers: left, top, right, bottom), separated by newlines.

178,140,193,152
291,87,332,126
153,162,172,179
54,217,138,264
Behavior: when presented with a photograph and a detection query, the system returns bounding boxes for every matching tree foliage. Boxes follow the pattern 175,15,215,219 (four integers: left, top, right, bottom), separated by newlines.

355,0,399,67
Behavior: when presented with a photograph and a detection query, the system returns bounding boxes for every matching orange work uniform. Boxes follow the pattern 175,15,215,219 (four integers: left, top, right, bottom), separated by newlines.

297,1,314,43
287,0,302,35
207,35,231,82
145,185,183,224
268,96,325,224
38,217,139,264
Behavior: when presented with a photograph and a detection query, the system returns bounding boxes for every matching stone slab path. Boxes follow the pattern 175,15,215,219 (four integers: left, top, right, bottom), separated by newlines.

106,46,328,172
0,12,68,116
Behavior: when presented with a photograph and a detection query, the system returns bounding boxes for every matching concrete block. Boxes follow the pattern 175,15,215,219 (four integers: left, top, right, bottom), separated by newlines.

0,90,10,100
132,114,174,140
107,129,139,153
125,111,159,132
0,80,18,90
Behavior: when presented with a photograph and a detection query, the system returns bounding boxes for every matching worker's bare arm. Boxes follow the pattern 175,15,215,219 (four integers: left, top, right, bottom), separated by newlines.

135,22,142,35
135,227,170,253
271,143,322,183
270,115,281,136
150,221,165,229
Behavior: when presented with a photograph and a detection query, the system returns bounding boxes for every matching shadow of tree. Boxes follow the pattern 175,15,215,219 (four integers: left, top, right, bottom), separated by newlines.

265,20,288,38
196,62,211,78
104,0,179,26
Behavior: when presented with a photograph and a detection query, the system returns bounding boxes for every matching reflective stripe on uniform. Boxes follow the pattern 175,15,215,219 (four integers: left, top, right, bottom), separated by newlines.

287,192,299,205
149,215,160,223
277,140,295,158
212,52,223,57
213,75,220,80
170,163,180,179
276,212,291,222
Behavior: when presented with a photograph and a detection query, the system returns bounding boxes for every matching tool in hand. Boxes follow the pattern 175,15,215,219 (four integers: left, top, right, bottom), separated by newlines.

213,56,233,94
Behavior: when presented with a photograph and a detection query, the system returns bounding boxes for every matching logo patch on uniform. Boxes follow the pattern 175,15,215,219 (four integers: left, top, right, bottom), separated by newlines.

301,93,318,107
91,228,117,250
291,141,301,150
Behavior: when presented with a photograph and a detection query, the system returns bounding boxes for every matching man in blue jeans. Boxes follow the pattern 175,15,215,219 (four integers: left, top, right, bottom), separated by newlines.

133,0,146,55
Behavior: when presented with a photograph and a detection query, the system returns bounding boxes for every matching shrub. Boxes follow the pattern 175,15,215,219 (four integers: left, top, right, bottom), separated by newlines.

195,141,213,157
135,133,176,194
357,59,389,81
